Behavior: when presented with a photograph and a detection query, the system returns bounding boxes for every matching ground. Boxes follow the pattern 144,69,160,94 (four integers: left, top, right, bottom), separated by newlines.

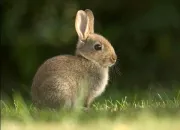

1,87,180,130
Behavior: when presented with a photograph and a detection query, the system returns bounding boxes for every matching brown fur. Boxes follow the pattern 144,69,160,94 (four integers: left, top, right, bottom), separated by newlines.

31,9,117,110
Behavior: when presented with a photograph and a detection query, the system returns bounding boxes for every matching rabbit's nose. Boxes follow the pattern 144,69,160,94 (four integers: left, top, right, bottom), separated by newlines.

111,54,117,63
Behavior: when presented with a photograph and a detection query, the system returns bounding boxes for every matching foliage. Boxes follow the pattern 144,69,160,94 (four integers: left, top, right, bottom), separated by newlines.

1,0,180,100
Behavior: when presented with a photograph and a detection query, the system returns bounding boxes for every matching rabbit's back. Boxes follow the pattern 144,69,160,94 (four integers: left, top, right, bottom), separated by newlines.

31,55,88,108
32,55,85,86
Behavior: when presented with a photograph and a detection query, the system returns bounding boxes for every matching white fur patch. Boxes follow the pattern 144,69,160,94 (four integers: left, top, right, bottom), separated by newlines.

94,69,109,97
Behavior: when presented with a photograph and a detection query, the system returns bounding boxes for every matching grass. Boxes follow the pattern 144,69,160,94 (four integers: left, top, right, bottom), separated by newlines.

1,86,180,130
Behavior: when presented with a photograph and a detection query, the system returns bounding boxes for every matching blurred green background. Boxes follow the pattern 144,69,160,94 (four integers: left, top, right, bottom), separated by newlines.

1,0,180,100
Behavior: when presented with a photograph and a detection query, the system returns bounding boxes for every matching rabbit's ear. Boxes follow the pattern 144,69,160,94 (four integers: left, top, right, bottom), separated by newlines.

75,10,89,40
85,9,94,33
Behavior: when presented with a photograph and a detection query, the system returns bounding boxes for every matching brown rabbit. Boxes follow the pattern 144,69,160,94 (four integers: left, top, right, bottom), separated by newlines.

31,9,117,110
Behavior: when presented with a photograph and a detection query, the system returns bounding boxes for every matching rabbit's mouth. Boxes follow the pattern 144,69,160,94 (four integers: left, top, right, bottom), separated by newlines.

77,51,116,68
108,63,116,67
106,62,116,68
102,57,117,68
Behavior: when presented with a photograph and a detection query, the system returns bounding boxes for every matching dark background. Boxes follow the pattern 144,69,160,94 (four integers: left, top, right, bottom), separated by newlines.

1,0,180,101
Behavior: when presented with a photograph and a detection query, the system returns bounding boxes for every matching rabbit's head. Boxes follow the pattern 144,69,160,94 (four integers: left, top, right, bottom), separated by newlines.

75,9,117,68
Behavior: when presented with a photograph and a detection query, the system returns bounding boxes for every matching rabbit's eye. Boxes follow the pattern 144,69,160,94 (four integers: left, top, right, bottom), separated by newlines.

94,44,102,51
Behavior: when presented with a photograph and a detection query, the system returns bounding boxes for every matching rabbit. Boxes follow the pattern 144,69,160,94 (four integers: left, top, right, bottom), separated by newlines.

31,9,117,110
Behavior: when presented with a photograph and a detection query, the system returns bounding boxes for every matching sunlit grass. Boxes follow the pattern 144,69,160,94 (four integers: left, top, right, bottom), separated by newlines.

1,88,180,130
